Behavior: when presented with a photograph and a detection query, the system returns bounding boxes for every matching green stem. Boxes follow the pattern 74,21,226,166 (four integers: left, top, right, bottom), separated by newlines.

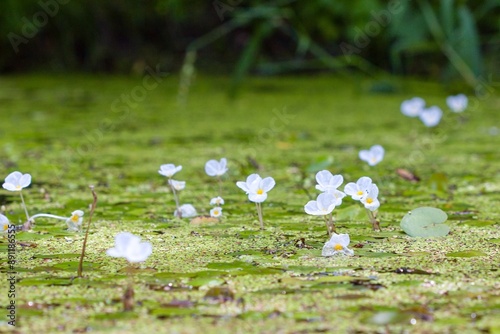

256,202,264,230
323,215,331,237
78,186,98,277
19,191,30,222
365,208,380,231
169,179,181,218
217,176,223,198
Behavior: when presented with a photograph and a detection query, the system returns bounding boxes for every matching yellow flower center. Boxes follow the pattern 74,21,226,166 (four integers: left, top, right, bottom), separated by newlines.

214,210,219,215
15,185,22,190
334,244,343,251
366,197,373,204
71,215,79,222
357,190,363,196
257,189,264,195
3,224,8,231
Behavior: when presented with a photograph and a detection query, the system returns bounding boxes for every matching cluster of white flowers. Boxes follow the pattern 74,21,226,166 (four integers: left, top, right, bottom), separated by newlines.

1,171,84,232
159,163,197,218
401,94,468,127
303,171,383,257
205,158,228,218
344,176,380,212
305,171,345,217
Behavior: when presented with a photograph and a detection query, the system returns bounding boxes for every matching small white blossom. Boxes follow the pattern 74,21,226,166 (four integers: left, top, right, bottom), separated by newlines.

446,94,468,113
361,183,380,211
168,179,186,191
401,97,425,117
210,196,224,206
322,233,354,257
174,204,197,218
344,177,373,201
3,171,31,192
106,232,152,263
210,207,222,218
158,164,182,178
359,145,384,166
1,214,11,233
315,170,343,193
419,106,443,127
236,174,275,203
205,158,228,177
66,210,84,231
304,192,338,216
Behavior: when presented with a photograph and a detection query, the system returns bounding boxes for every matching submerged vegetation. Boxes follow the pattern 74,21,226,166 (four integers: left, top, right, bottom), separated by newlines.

0,74,499,333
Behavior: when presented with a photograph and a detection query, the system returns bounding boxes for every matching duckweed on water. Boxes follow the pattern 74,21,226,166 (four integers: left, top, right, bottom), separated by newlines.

0,74,499,333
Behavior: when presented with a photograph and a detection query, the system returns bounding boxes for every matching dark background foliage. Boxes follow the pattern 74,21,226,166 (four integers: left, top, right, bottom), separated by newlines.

0,0,498,83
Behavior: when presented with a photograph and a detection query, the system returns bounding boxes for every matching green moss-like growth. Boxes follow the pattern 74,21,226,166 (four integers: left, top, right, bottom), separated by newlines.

0,74,499,333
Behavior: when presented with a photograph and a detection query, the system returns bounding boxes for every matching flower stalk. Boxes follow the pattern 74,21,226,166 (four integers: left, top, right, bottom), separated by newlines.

78,185,98,278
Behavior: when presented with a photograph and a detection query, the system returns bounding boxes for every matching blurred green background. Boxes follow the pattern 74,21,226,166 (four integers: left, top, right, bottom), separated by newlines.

1,0,499,87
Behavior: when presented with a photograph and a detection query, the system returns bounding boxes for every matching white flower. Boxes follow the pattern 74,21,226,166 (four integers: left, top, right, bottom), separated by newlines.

401,97,425,117
236,174,275,203
304,192,338,216
1,214,11,233
359,145,384,166
3,171,31,192
322,233,354,257
446,94,468,113
344,176,373,201
210,207,222,218
168,179,186,191
361,184,380,211
205,158,228,177
210,196,224,206
66,210,84,231
174,204,197,218
330,189,347,205
419,106,442,127
315,170,343,193
106,232,152,263
158,164,182,178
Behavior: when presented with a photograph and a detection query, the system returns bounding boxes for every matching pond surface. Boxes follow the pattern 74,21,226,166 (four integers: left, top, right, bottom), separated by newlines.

0,74,499,333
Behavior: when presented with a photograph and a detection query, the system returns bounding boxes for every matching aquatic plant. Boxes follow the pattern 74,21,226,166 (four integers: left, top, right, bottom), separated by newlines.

304,192,339,236
322,233,354,257
345,176,381,231
400,97,425,117
446,94,468,113
419,106,443,127
159,163,185,218
106,231,152,311
2,171,31,223
174,204,198,218
359,145,385,166
1,213,10,233
210,196,224,206
30,210,84,231
236,173,275,229
206,158,228,218
210,207,223,218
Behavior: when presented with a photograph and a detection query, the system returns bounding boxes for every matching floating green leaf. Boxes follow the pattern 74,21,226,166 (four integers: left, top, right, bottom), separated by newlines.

400,207,449,237
446,250,487,258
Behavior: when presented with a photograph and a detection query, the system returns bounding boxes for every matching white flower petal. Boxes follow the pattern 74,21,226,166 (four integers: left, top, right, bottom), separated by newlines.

236,181,249,193
419,106,443,127
249,193,267,203
401,97,425,117
261,177,275,192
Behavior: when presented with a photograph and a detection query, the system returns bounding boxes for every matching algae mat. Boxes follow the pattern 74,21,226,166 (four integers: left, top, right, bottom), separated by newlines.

0,74,499,333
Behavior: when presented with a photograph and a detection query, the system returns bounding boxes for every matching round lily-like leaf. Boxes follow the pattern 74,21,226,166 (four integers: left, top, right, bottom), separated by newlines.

400,207,449,237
